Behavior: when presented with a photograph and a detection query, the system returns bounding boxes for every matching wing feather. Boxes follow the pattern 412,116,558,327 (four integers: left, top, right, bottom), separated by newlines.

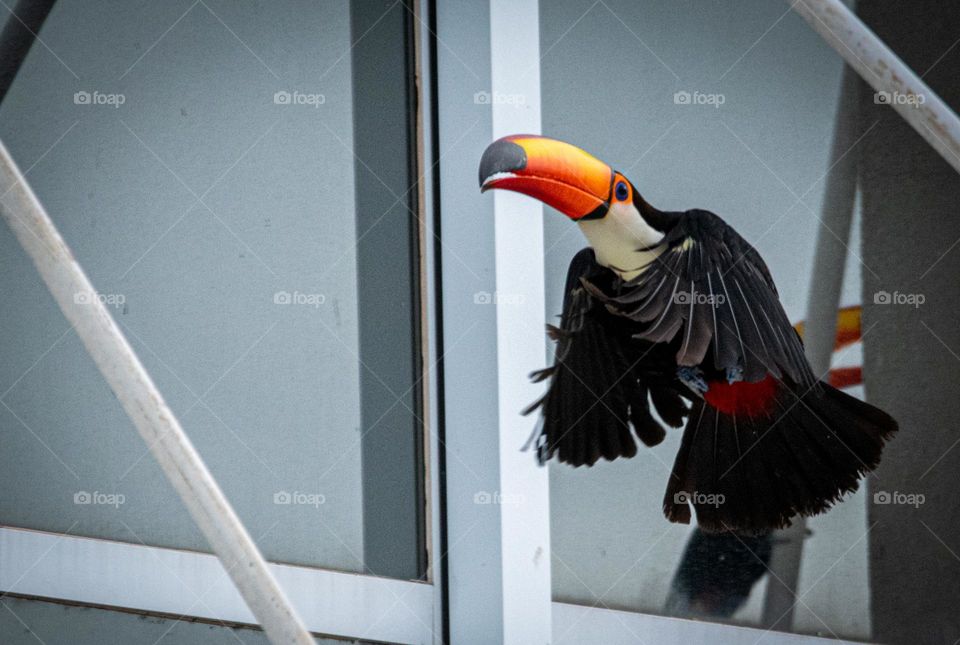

592,209,813,385
526,247,690,466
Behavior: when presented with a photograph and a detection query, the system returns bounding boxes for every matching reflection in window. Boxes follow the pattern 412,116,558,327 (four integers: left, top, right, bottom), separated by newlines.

0,0,424,582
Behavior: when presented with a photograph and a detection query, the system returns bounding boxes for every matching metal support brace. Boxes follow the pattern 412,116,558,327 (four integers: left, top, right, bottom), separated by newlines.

790,0,960,175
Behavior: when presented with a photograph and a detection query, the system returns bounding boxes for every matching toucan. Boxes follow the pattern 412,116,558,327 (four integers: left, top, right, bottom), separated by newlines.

478,134,898,533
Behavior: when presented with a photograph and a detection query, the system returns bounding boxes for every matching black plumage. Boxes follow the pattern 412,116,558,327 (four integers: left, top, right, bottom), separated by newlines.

526,209,898,533
525,247,688,467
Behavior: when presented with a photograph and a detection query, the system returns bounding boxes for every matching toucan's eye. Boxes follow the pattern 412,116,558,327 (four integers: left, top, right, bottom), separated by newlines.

614,181,629,201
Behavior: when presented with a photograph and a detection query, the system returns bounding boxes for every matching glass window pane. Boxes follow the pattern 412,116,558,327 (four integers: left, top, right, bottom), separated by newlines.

0,0,424,581
540,0,878,638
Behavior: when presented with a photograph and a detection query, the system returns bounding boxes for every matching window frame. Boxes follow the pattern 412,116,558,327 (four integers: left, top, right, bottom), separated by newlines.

0,1,876,643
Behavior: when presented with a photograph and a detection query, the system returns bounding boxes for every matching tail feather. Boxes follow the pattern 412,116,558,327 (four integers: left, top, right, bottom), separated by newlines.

664,380,898,533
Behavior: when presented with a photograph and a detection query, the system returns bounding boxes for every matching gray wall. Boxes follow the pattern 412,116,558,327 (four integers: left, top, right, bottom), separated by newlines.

857,3,960,644
0,0,367,571
540,0,872,638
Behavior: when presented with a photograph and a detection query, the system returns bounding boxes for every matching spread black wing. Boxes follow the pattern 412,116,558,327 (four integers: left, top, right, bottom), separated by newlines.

586,209,815,386
525,247,691,467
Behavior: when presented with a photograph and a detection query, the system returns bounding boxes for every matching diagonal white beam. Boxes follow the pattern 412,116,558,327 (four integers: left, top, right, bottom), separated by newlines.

790,0,960,175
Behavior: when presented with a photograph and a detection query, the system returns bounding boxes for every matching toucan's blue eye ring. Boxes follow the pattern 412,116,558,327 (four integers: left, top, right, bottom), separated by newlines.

615,180,629,201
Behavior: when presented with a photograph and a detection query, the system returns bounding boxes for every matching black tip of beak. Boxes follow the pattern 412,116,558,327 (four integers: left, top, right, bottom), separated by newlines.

478,139,527,191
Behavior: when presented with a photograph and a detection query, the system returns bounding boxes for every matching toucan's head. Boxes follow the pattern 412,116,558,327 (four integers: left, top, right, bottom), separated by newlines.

479,134,619,220
479,134,669,223
479,135,674,276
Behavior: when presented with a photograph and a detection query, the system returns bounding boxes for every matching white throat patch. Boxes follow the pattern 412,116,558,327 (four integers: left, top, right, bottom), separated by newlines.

577,201,666,281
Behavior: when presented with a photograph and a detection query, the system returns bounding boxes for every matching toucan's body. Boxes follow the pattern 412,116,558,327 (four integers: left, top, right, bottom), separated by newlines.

479,134,897,533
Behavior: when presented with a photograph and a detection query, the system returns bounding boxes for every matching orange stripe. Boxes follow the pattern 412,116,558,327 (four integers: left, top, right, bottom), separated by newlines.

829,366,862,389
793,305,862,351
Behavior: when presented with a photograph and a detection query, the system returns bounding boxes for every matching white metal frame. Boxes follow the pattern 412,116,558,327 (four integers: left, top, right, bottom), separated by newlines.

0,527,434,644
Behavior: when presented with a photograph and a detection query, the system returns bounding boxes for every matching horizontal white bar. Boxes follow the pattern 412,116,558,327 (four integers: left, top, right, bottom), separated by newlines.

552,602,860,645
0,527,434,645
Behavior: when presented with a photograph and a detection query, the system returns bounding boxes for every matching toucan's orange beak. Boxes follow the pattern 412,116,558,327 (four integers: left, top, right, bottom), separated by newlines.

479,135,613,220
